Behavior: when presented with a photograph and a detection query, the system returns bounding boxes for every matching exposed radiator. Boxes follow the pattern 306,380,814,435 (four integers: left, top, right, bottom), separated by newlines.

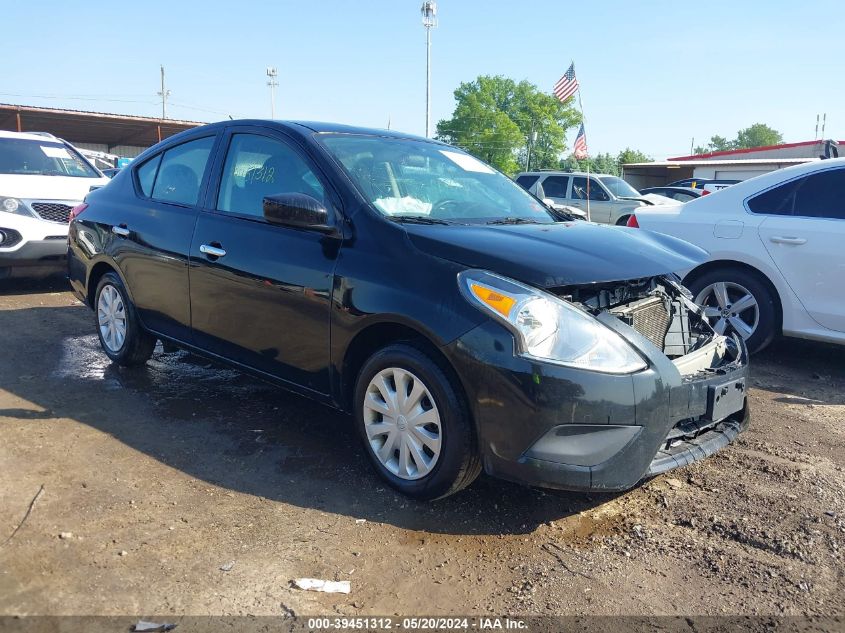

610,295,671,350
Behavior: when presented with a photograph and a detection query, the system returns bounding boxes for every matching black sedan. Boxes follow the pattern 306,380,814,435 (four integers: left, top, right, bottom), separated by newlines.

68,120,749,500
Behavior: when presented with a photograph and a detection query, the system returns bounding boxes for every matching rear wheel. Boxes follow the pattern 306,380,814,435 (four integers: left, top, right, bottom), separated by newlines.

94,272,156,366
616,214,631,226
353,344,480,500
687,267,777,354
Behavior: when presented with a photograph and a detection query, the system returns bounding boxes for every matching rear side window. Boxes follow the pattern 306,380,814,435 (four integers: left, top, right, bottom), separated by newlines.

515,175,539,190
147,136,215,206
541,175,569,198
747,179,801,215
793,169,845,219
136,154,161,197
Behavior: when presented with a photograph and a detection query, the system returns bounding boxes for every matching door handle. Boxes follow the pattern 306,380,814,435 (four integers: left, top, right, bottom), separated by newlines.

769,236,807,245
199,243,227,258
111,225,130,237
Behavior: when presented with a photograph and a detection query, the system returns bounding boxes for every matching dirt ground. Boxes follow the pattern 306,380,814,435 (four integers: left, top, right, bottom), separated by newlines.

0,278,843,619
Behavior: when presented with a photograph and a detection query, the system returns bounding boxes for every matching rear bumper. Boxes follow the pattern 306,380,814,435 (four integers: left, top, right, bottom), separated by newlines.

0,239,67,268
445,316,749,492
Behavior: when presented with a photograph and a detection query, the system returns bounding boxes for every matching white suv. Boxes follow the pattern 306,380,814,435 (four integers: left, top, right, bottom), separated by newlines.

0,131,110,278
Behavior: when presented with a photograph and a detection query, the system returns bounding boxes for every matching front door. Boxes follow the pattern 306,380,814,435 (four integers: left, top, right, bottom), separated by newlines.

188,128,341,393
570,176,612,223
755,167,845,332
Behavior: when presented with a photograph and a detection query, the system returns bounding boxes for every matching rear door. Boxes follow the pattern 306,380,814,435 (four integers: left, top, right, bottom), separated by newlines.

754,167,845,332
188,126,340,393
114,134,217,340
536,175,569,206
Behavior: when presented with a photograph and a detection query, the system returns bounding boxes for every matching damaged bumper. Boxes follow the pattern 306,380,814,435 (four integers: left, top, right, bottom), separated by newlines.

445,276,749,492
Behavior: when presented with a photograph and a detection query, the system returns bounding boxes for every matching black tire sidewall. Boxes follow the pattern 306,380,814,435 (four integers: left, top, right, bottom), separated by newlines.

688,268,777,354
94,272,153,365
353,344,474,500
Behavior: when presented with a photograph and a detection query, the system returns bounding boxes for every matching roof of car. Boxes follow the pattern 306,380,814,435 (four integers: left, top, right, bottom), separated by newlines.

516,170,617,178
0,129,63,142
184,119,437,143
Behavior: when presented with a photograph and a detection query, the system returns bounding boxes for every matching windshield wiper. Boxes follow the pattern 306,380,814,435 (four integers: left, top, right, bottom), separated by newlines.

485,217,540,225
390,215,453,225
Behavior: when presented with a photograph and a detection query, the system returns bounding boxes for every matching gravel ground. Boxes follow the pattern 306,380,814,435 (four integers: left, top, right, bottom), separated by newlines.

0,278,843,618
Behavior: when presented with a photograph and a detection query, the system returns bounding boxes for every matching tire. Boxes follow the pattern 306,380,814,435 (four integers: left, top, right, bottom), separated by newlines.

353,343,480,500
616,214,631,226
94,271,156,366
686,267,777,354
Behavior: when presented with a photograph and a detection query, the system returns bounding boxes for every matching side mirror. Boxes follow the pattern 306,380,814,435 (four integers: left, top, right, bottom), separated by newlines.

263,193,336,234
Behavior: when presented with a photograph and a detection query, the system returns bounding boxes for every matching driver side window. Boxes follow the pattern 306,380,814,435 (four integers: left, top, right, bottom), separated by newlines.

572,177,609,201
217,133,325,218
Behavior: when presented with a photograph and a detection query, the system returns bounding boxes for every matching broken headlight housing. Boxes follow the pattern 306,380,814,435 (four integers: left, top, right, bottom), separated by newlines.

458,270,647,374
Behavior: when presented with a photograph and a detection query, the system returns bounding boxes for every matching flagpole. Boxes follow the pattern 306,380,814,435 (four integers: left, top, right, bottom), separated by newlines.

574,63,590,222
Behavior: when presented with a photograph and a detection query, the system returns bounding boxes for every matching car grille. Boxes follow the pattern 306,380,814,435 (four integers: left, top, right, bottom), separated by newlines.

31,202,73,223
611,296,672,350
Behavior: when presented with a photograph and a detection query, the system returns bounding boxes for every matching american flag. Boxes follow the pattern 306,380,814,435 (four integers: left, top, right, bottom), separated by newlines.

573,124,588,159
553,63,579,103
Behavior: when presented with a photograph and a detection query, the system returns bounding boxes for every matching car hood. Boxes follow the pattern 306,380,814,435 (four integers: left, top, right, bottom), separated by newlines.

0,174,109,201
404,221,708,288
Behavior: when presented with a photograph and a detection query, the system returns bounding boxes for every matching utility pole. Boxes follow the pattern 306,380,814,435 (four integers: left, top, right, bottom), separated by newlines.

526,125,537,171
266,67,279,118
157,65,170,119
421,1,437,137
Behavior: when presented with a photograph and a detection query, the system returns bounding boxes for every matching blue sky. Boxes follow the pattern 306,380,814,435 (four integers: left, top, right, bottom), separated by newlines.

2,1,843,158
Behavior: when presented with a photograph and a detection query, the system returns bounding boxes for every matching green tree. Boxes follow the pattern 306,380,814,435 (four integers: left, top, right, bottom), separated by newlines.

560,149,651,176
695,124,783,154
436,75,580,175
617,148,652,166
734,123,783,149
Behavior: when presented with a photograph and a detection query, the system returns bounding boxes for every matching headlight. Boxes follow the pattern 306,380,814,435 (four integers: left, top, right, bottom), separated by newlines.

0,197,32,216
458,270,647,374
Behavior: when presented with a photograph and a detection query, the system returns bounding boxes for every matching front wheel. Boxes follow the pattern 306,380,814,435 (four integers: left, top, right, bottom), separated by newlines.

353,344,480,500
94,271,156,366
687,267,777,354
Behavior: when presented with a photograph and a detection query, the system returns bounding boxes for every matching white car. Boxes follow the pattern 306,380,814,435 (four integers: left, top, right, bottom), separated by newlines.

0,131,110,278
628,158,845,352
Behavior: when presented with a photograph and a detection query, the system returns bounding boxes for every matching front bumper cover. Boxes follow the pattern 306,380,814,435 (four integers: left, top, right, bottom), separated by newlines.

445,313,749,492
0,239,67,268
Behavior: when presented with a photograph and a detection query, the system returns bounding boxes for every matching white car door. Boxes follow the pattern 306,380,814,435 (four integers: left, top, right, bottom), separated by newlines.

753,167,845,332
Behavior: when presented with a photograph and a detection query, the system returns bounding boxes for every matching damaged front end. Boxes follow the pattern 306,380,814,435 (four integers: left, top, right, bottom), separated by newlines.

553,274,749,480
555,274,744,377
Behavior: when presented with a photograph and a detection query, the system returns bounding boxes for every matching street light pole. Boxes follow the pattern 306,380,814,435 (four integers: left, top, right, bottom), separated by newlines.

266,67,279,118
157,65,170,120
421,1,437,137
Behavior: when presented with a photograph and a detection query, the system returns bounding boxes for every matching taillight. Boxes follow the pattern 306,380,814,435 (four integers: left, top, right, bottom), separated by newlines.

69,203,88,223
626,214,639,228
701,189,711,196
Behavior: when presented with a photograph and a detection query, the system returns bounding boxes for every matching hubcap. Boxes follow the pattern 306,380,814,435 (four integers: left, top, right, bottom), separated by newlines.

363,367,442,480
97,284,127,353
695,281,759,341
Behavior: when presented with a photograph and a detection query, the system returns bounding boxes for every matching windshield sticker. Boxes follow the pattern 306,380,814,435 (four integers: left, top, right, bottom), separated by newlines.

373,196,433,216
41,146,72,159
438,150,495,174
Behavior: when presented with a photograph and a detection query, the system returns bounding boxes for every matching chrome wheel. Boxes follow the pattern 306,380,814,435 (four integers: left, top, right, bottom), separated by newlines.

363,367,442,480
695,281,759,341
97,284,127,353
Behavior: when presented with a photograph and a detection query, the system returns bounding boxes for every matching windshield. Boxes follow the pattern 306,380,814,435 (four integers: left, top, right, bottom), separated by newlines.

0,138,101,178
599,176,640,198
319,135,555,224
